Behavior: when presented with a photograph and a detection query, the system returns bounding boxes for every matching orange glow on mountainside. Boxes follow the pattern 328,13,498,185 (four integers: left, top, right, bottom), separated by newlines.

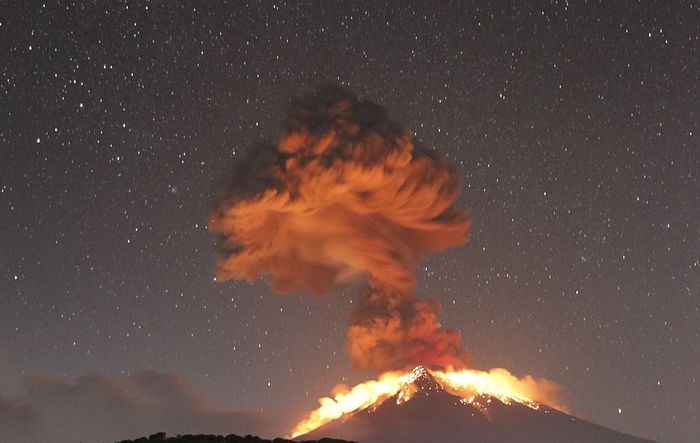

290,366,567,438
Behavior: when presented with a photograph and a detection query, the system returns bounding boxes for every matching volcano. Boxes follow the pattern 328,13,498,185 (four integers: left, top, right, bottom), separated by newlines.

295,367,656,443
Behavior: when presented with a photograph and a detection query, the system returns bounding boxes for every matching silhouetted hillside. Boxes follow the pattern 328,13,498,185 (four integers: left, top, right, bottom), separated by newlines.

116,432,355,443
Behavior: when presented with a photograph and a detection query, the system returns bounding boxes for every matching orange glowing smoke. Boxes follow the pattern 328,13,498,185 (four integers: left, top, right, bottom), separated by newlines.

211,87,471,372
290,366,567,438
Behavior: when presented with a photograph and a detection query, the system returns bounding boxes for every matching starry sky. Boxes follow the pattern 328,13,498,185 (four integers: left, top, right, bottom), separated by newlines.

1,2,698,443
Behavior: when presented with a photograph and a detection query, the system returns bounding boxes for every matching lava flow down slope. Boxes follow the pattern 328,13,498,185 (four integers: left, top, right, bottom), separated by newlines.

294,367,656,443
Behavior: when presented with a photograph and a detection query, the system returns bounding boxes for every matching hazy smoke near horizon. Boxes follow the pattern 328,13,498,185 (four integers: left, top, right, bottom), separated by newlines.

0,371,264,443
211,87,471,372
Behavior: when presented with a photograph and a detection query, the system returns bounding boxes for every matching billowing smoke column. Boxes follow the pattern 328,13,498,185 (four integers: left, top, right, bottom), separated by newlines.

210,87,471,372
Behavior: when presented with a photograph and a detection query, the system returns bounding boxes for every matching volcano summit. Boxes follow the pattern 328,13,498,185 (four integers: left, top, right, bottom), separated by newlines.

295,366,656,443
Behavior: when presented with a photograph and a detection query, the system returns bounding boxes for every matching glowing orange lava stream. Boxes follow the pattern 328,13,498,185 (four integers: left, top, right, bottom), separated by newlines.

290,366,567,438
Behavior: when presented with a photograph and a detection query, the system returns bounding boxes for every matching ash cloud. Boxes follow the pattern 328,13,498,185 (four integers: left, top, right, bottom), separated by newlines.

211,87,471,372
0,371,264,443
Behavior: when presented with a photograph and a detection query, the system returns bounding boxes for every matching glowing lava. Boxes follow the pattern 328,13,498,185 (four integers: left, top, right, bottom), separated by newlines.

290,366,566,438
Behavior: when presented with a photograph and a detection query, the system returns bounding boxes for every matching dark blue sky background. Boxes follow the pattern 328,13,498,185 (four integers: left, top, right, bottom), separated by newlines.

1,2,697,442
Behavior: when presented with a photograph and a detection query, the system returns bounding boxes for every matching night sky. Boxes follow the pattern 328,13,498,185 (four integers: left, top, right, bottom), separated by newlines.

1,2,698,443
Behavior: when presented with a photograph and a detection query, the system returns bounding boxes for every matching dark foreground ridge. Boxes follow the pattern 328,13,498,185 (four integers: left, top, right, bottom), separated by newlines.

116,432,355,443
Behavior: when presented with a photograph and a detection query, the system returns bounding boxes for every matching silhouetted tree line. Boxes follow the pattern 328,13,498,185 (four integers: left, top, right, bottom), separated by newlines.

115,432,356,443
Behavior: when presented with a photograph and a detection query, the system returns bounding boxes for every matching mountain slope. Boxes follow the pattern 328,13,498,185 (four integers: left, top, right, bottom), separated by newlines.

297,367,656,443
116,432,356,443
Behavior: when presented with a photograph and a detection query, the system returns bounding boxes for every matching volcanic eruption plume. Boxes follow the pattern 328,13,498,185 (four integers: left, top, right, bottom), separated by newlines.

210,87,471,372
